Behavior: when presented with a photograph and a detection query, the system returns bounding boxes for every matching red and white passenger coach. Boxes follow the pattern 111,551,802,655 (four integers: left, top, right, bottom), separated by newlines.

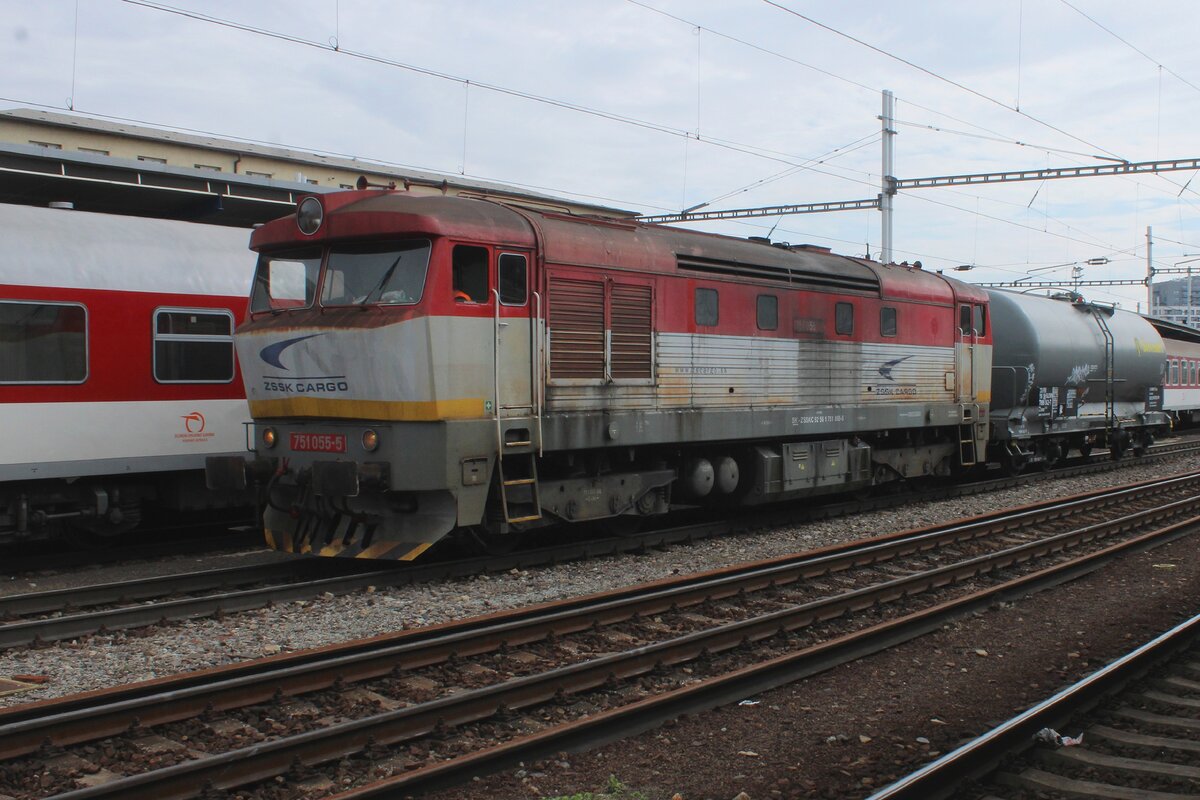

1,203,256,541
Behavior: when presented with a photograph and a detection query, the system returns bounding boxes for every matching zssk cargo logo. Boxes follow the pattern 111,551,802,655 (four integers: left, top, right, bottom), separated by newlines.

874,355,918,397
259,333,350,394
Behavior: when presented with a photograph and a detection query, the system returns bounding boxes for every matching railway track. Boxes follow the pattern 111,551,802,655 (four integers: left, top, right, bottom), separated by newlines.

868,611,1200,800
4,442,1197,652
1,471,1198,798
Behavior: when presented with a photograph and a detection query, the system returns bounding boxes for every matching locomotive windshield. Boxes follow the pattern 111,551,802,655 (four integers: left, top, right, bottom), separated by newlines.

250,249,321,313
320,240,431,307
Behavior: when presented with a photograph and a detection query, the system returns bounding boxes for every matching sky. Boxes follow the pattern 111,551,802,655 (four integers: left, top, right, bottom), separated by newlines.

4,0,1200,311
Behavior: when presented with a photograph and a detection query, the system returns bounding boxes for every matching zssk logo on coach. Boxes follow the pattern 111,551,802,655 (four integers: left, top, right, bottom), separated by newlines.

177,411,215,442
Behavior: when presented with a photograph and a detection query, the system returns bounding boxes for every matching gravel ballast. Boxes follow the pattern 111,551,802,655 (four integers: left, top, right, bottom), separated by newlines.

0,459,1190,707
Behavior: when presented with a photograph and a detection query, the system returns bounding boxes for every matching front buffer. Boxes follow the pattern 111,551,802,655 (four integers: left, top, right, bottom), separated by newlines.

214,419,493,560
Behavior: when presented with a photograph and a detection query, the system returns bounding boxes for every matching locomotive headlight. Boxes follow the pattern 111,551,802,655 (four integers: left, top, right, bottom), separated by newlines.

262,427,278,448
296,196,324,235
361,429,379,452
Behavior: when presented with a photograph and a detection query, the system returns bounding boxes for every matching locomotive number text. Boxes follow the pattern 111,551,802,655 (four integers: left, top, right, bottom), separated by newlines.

290,433,347,453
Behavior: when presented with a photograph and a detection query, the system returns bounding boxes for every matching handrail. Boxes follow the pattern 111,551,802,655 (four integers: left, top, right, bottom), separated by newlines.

492,287,502,460
533,290,544,456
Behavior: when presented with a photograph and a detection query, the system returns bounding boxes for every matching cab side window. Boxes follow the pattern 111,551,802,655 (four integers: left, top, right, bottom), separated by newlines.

452,245,488,303
498,253,528,305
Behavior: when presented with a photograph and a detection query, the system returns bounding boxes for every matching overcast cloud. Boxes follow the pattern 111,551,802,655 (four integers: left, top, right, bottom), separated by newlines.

4,0,1199,309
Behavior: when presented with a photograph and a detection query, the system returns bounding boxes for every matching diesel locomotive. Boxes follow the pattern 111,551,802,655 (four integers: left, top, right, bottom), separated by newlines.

206,188,1170,560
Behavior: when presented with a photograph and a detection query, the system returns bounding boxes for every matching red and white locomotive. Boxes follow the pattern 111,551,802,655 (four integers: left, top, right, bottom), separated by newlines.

209,189,1171,560
1,203,256,542
209,190,1002,559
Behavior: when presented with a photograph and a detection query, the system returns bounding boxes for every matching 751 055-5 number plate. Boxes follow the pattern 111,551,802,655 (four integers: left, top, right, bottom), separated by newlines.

289,432,347,453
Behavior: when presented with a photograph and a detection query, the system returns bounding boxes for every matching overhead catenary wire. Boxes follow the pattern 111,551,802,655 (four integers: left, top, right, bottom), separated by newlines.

21,1,1193,291
1059,0,1200,97
760,0,1126,162
120,0,848,173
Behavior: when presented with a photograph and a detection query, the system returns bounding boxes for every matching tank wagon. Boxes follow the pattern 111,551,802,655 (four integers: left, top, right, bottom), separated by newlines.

1,203,256,543
986,289,1169,469
209,189,997,560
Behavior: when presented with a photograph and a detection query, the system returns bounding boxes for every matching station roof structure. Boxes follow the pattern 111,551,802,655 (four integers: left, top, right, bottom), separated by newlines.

0,108,633,227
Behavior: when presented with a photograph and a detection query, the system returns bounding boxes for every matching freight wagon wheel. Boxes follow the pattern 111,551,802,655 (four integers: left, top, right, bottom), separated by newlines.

1000,449,1027,477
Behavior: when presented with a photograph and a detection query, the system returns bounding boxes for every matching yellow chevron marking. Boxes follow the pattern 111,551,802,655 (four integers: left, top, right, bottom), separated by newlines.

248,397,486,421
351,540,399,559
399,542,434,561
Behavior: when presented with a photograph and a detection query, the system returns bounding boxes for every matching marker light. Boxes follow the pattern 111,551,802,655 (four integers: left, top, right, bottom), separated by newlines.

262,427,278,448
362,429,379,452
296,196,324,235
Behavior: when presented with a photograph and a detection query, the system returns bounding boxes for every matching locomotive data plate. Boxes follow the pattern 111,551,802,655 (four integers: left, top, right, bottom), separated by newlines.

289,432,347,453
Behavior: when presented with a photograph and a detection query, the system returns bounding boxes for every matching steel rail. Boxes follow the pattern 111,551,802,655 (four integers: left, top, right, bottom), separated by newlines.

2,472,1198,760
23,500,1200,797
864,612,1200,800
4,451,1193,652
255,516,1200,798
0,559,367,617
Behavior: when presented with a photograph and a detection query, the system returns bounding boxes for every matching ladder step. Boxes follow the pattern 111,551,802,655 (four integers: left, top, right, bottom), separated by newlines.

503,478,536,486
506,514,543,524
504,440,533,448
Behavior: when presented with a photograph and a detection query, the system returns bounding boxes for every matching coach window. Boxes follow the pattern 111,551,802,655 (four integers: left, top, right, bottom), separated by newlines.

0,301,87,384
880,307,897,337
452,245,489,303
695,288,719,326
756,294,778,331
154,309,235,383
1171,360,1179,386
498,253,528,305
835,302,854,335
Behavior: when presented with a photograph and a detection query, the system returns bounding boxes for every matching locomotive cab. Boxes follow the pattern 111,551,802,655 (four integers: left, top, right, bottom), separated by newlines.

211,191,542,559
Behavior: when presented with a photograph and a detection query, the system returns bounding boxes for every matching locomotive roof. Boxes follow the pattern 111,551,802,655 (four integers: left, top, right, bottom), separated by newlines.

252,191,977,305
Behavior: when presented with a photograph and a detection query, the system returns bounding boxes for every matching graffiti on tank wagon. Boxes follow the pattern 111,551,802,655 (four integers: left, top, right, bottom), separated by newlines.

1066,363,1098,386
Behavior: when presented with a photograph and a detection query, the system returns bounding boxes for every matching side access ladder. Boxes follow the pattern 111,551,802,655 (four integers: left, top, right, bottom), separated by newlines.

1089,307,1116,436
958,404,978,466
497,447,542,525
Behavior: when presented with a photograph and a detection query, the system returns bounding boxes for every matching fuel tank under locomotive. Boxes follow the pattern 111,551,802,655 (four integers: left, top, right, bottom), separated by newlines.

986,289,1168,463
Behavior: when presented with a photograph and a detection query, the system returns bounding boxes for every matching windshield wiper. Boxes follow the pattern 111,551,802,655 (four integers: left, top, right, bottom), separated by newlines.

362,251,407,305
